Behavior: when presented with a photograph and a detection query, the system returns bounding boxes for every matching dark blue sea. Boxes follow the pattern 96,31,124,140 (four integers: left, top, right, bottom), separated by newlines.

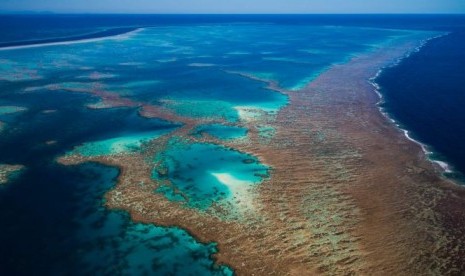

0,14,464,275
377,30,465,182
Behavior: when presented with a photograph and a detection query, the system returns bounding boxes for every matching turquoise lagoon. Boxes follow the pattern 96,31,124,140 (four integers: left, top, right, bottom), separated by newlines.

154,138,269,210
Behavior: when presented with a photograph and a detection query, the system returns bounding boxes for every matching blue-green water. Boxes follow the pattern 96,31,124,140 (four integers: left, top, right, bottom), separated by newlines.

154,138,269,210
192,124,247,140
69,165,233,276
0,23,411,123
0,106,27,115
1,14,463,275
68,129,175,157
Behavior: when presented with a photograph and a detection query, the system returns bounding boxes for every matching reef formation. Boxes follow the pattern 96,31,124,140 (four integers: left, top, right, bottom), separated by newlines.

57,31,465,275
0,164,24,185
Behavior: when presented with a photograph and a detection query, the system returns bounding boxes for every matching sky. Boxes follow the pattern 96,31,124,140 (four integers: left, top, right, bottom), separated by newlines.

0,0,465,14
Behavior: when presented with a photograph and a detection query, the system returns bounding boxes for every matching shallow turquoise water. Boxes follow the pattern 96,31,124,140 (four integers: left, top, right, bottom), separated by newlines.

0,106,26,115
69,129,173,157
153,138,269,210
193,124,247,140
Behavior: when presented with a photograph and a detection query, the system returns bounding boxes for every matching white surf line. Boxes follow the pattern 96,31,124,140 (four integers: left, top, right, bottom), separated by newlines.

369,32,454,174
0,28,144,51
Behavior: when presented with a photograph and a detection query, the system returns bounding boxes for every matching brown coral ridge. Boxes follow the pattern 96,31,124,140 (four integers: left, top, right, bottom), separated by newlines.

60,31,465,275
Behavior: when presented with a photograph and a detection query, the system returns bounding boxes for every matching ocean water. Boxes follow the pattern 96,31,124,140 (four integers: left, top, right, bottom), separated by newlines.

0,21,411,122
377,30,465,182
0,14,464,274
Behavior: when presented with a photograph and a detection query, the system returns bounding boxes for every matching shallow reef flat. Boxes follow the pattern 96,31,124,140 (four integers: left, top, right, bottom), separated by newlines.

0,164,24,185
192,124,247,140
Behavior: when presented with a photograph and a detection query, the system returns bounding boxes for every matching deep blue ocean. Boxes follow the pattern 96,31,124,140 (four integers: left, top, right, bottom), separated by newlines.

377,30,465,181
0,15,464,275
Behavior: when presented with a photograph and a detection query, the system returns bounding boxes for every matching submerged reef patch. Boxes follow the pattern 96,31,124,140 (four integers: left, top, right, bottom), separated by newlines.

0,106,27,134
0,106,27,115
0,164,24,185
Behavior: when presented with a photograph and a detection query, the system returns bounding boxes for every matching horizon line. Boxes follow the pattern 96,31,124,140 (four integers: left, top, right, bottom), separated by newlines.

1,12,465,15
0,11,465,16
